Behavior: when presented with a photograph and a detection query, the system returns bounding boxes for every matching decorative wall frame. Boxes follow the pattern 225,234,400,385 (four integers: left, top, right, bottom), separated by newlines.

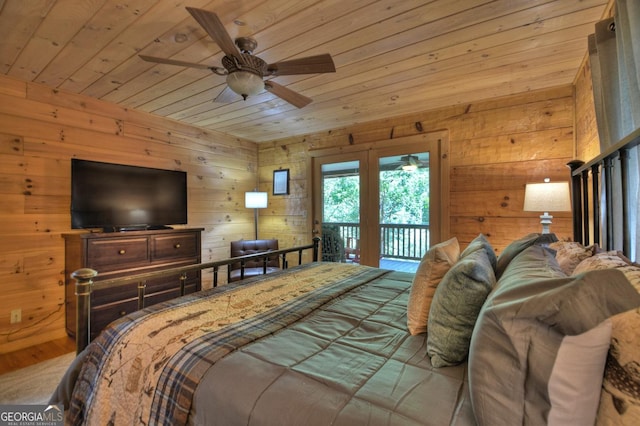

273,169,290,195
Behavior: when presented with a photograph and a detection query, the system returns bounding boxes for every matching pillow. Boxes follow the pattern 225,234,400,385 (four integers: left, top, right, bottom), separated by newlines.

547,319,612,425
426,245,496,367
495,233,540,279
460,233,497,270
573,251,640,293
596,307,640,425
468,245,640,426
548,241,597,275
406,237,460,335
576,252,640,425
496,244,567,295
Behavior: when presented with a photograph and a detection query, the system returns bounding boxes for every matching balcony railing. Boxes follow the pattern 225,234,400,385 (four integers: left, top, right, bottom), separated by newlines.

323,222,430,261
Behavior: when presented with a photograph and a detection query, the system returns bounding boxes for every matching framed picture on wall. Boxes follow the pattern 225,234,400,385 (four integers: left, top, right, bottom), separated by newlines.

273,169,290,195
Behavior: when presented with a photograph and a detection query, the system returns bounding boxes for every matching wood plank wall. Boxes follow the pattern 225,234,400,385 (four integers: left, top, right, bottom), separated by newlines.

258,85,575,255
0,74,258,353
0,74,594,354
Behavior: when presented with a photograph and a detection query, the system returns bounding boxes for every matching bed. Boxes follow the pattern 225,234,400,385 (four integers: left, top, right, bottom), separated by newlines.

52,238,640,425
53,261,474,425
52,134,640,425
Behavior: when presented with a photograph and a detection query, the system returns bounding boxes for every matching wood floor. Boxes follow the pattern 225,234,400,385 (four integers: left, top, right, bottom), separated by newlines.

0,336,76,375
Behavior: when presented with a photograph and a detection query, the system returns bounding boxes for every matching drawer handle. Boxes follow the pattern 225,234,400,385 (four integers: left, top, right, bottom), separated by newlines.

119,311,127,316
174,243,181,249
118,249,126,255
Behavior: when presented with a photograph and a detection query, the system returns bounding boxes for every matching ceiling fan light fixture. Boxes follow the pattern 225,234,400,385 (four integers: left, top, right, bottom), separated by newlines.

142,8,335,108
402,164,418,172
226,70,264,99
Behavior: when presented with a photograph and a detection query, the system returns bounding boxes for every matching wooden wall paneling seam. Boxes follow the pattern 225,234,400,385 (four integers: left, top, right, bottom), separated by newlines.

451,128,573,167
4,108,251,170
20,77,254,151
0,93,123,136
450,159,572,191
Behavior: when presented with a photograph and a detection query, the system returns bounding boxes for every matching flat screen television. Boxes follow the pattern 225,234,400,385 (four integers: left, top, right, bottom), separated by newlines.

71,159,188,231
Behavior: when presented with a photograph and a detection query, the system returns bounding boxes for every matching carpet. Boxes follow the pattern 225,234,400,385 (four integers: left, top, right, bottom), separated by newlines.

0,352,75,405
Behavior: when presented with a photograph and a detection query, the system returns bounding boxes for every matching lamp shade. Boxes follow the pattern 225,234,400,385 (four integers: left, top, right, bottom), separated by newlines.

245,191,268,209
523,182,571,212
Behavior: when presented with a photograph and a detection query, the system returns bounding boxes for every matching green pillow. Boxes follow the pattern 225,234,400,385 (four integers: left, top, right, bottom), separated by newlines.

495,233,540,279
460,233,497,270
426,247,496,367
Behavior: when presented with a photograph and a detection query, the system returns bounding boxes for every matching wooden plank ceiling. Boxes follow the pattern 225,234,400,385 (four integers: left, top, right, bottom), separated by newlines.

0,0,610,143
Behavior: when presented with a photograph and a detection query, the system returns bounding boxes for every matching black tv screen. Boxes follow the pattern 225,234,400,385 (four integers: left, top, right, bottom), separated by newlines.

71,159,187,231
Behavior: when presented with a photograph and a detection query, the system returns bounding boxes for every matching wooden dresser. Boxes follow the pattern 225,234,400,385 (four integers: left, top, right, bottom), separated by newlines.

63,228,203,340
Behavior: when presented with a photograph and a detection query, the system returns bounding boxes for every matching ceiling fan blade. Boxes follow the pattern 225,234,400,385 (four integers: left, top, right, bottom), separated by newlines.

213,85,239,103
264,81,312,108
139,55,213,70
266,54,336,76
185,7,246,65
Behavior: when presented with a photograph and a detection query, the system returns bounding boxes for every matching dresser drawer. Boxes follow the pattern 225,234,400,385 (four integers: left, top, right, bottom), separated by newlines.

64,228,203,340
87,237,149,271
92,282,138,306
152,233,198,261
91,298,139,339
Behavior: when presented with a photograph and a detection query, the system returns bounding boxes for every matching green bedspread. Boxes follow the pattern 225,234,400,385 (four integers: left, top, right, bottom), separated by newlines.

67,263,390,425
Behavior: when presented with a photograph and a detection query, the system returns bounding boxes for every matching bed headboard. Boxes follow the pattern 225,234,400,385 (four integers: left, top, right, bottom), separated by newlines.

568,127,640,257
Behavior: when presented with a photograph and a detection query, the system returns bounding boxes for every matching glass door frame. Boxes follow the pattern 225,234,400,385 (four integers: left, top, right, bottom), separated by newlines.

311,151,368,260
310,131,449,267
369,140,442,266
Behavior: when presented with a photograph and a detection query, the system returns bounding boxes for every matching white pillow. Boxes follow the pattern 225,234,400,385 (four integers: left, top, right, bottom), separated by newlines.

548,319,612,426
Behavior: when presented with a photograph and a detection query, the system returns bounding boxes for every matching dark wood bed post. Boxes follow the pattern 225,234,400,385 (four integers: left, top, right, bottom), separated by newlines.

71,268,98,355
567,160,585,243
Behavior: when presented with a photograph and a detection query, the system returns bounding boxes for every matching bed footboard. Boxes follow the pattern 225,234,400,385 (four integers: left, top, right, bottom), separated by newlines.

70,237,321,354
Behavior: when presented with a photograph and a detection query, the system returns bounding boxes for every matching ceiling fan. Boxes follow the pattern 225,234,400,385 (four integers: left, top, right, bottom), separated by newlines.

139,7,336,108
397,155,427,171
